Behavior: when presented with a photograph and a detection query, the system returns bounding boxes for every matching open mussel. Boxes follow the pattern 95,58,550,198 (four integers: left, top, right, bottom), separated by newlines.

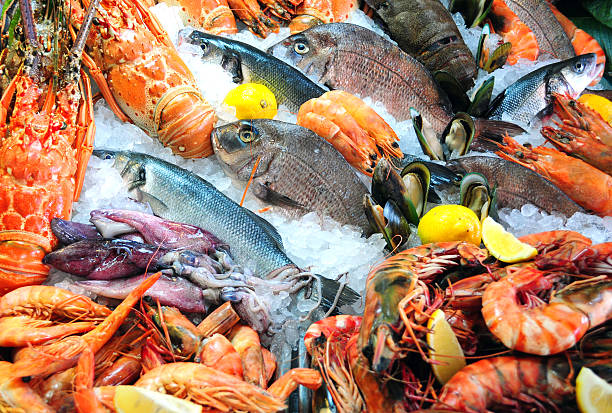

476,24,511,73
460,172,498,220
364,195,411,250
450,0,493,28
414,109,476,161
467,77,495,117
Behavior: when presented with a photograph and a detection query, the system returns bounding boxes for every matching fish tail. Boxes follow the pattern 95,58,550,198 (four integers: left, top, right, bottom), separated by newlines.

473,118,526,141
314,275,360,312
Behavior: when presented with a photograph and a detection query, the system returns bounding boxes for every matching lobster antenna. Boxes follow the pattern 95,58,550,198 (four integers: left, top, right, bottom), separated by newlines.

64,0,99,84
18,0,41,75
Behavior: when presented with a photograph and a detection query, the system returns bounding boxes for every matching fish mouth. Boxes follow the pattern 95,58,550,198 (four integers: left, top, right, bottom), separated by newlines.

210,129,224,154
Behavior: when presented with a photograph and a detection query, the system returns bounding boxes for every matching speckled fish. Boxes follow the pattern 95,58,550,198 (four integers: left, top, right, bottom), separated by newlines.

501,0,576,59
446,156,585,216
93,150,359,309
364,0,477,91
177,28,325,112
486,54,601,125
268,23,523,139
211,119,370,233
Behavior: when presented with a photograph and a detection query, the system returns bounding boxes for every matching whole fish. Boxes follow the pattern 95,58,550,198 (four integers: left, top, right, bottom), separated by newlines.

212,119,370,233
486,54,601,125
500,0,575,60
93,150,360,309
364,0,477,91
446,156,585,216
268,23,524,139
178,28,325,112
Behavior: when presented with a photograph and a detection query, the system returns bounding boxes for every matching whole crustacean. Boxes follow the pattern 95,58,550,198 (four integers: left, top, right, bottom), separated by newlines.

68,0,217,158
0,0,97,293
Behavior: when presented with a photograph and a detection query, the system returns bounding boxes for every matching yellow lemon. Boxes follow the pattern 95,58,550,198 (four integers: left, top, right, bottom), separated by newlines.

223,83,277,119
417,205,482,245
481,216,537,263
578,94,612,126
576,367,612,413
426,309,466,384
114,385,202,413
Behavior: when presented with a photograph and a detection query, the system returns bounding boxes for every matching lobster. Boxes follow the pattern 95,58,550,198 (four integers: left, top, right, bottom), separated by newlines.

67,0,217,157
0,0,98,293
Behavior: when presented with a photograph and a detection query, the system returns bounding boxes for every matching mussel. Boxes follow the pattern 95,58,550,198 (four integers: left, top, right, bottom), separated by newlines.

414,110,475,161
460,172,498,220
366,158,432,249
476,24,511,73
450,0,493,28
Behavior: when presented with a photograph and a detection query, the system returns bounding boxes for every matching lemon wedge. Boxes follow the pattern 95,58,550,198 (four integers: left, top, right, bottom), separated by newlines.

417,205,482,246
223,83,277,119
578,94,612,126
114,385,202,413
482,217,538,263
426,309,466,384
576,367,612,413
481,216,537,263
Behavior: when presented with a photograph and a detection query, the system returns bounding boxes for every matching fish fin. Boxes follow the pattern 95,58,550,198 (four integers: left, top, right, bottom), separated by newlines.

252,181,305,209
221,52,243,83
483,89,507,118
473,118,526,142
140,192,170,216
427,188,442,204
314,276,360,310
243,208,285,250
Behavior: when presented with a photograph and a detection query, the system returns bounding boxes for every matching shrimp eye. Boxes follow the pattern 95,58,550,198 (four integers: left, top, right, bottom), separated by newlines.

294,41,309,54
574,61,584,73
240,128,255,143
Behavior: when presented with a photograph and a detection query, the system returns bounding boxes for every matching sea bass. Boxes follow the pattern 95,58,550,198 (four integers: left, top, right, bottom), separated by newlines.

499,0,575,60
486,54,601,125
268,23,524,139
446,156,585,216
211,119,370,233
364,0,477,91
178,28,325,112
93,150,359,308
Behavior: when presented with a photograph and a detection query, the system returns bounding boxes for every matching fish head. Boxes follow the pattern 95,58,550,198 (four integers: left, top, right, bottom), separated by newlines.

557,53,601,97
177,28,244,83
211,120,276,181
267,28,334,84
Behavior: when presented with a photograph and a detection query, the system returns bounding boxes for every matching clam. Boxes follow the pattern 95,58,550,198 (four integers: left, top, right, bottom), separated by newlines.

460,172,498,220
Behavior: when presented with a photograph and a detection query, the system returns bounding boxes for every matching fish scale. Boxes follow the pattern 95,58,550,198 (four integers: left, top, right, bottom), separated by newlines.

212,120,370,233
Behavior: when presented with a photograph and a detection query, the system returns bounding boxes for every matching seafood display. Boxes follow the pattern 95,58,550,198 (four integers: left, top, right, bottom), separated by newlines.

0,0,611,412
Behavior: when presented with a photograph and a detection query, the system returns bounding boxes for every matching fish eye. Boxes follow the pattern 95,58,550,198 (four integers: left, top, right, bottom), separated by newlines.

294,41,309,55
574,61,584,73
379,1,390,10
138,167,146,182
200,43,209,54
103,153,112,160
239,128,255,143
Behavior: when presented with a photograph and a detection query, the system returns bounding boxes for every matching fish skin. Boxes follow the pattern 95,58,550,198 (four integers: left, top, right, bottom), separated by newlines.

267,23,524,140
502,0,575,60
92,150,360,308
487,54,601,125
178,28,325,112
364,0,477,91
446,156,585,216
211,119,371,233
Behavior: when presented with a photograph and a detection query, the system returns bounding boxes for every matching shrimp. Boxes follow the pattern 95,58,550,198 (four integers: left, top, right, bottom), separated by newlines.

0,361,53,412
261,348,277,384
10,272,160,378
433,356,574,412
0,316,96,347
197,301,241,337
482,266,612,355
74,347,107,413
488,0,539,64
228,325,266,388
197,333,244,379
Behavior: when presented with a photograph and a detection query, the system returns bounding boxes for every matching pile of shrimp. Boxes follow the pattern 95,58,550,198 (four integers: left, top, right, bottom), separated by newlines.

304,230,612,412
0,275,322,412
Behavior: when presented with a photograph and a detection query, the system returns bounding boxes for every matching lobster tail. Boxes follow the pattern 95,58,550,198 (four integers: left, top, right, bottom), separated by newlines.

157,89,217,158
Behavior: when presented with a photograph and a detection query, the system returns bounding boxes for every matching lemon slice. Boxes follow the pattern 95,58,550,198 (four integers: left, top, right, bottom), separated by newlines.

481,216,537,263
223,83,277,119
114,385,202,413
578,94,612,126
417,205,482,246
576,367,612,413
426,309,466,384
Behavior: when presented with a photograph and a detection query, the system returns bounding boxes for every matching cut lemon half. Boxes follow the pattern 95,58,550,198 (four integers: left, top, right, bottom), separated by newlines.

223,83,277,119
417,204,482,246
481,216,537,263
578,94,612,126
426,309,466,384
576,367,612,413
114,385,202,413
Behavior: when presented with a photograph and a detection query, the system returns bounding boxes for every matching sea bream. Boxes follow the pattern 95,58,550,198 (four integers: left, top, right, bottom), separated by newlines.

211,119,371,233
268,23,524,140
177,28,325,113
92,150,360,310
